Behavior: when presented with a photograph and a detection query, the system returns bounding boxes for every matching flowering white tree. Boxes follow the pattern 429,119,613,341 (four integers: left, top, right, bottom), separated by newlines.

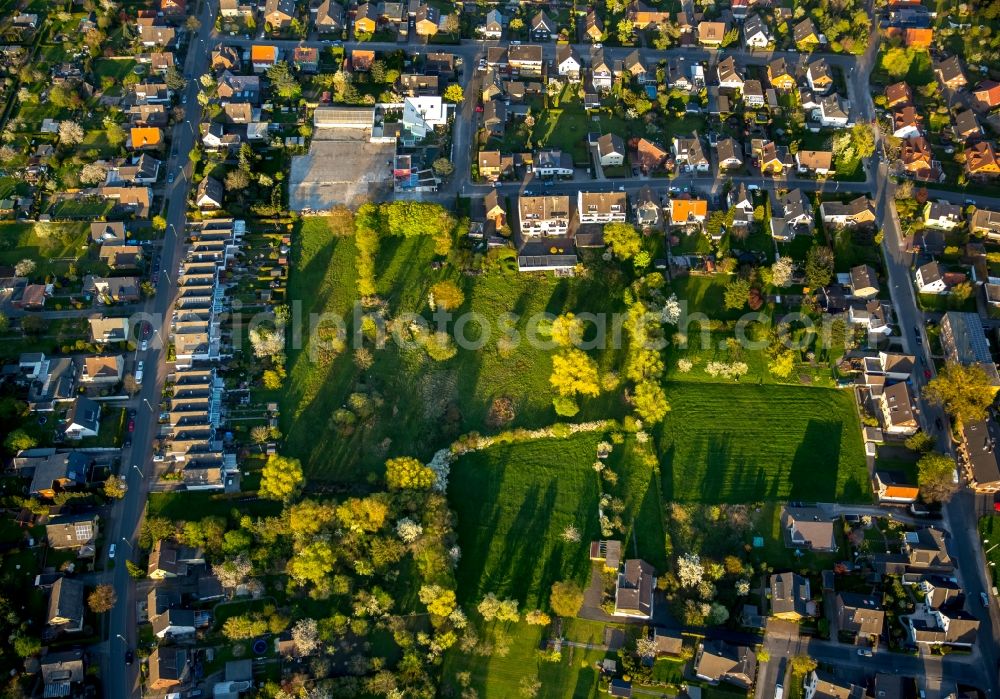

427,449,452,491
291,617,320,655
249,326,285,358
561,525,581,543
735,579,751,596
14,259,35,277
58,120,84,145
395,518,423,543
661,294,681,325
677,553,704,588
216,554,252,590
636,636,658,659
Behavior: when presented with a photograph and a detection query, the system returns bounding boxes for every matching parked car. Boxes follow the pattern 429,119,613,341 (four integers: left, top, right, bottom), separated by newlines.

108,544,116,559
981,592,990,608
125,650,134,665
128,418,136,433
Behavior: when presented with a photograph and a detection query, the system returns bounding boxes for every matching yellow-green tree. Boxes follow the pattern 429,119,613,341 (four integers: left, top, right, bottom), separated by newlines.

603,222,642,260
258,454,304,502
430,280,465,311
385,456,435,490
924,362,999,426
550,581,584,618
287,539,336,587
551,313,585,348
632,381,670,423
550,349,601,398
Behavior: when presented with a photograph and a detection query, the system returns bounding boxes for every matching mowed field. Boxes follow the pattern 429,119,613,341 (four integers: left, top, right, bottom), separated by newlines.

657,383,869,503
282,218,628,482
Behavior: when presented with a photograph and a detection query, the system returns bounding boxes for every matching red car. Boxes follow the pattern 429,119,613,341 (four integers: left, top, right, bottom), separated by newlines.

127,419,135,433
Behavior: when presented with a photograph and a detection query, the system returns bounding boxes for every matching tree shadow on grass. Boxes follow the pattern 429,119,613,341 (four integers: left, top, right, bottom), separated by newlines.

788,419,841,501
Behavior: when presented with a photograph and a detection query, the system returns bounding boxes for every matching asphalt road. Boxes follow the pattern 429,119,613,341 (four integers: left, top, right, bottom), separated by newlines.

103,2,217,697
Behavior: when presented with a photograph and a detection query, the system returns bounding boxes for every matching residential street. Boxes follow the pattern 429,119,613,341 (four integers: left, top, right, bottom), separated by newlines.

102,2,217,697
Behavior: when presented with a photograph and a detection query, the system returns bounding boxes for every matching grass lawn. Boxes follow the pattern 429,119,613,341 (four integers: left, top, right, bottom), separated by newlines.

440,620,610,699
282,218,627,482
448,433,603,608
146,491,283,521
48,198,115,220
980,515,1000,588
93,57,138,82
0,221,92,277
656,382,868,503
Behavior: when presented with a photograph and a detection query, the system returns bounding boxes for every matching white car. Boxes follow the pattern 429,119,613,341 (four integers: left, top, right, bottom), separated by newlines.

135,361,145,385
108,544,116,559
140,339,148,351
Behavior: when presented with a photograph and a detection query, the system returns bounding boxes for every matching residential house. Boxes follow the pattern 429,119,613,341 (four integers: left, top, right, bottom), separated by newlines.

40,650,85,699
136,16,176,47
626,0,671,28
89,221,126,245
211,46,241,73
797,150,834,176
716,56,744,89
716,138,743,169
64,396,101,440
837,592,885,640
479,9,504,39
667,57,692,91
633,186,661,228
590,540,623,572
583,11,604,41
698,21,728,47
313,0,344,34
667,197,708,228
905,27,933,48
478,151,513,181
770,572,814,620
900,136,939,181
148,588,199,639
729,183,754,227
886,81,913,108
634,138,668,173
767,58,796,90
849,264,880,298
414,6,439,36
108,154,161,185
48,578,84,633
613,559,656,619
578,191,627,224
821,196,876,226
619,50,648,83
804,671,865,699
769,189,813,241
597,133,626,167
519,195,571,236
793,17,820,47
399,74,438,97
914,260,948,294
263,0,296,29
557,45,582,81
953,109,982,140
591,48,613,91
196,177,224,210
806,59,833,93
508,45,544,78
148,648,190,691
892,106,923,138
530,10,557,41
880,381,919,436
743,79,765,107
425,52,455,77
755,139,793,174
80,355,125,384
935,56,967,90
874,471,920,503
961,418,1000,493
939,311,1000,385
89,317,129,344
819,94,850,127
967,142,1000,179
148,540,205,579
972,80,1000,112
250,45,279,73
672,134,709,172
652,628,683,657
293,46,319,73
743,15,771,48
923,200,963,229
532,150,574,177
220,0,255,17
217,73,261,104
909,609,980,648
24,452,90,498
354,2,378,33
129,126,162,150
971,209,1000,240
782,506,836,551
484,190,506,229
693,643,757,689
849,299,892,335
46,513,99,553
482,101,507,137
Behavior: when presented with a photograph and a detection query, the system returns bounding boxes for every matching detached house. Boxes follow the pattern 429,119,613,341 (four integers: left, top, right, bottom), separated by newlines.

796,150,834,176
716,56,744,89
667,197,708,228
935,56,968,91
972,80,1000,112
672,135,709,172
48,578,84,634
590,48,613,91
880,381,919,436
313,0,344,34
716,138,743,170
821,196,875,227
767,58,796,91
793,17,820,47
743,15,771,48
634,138,668,173
89,317,129,344
900,136,939,181
886,81,913,108
698,21,727,47
923,200,962,230
519,195,570,236
806,59,833,94
509,45,543,77
578,191,627,224
46,513,99,553
250,45,279,73
597,133,626,167
479,9,503,39
892,106,923,138
837,592,885,640
263,0,296,29
693,643,757,689
782,506,836,551
626,0,670,28
769,189,813,241
613,559,656,619
583,11,604,42
354,3,378,34
770,572,814,620
556,45,582,81
967,142,1000,179
530,11,557,41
